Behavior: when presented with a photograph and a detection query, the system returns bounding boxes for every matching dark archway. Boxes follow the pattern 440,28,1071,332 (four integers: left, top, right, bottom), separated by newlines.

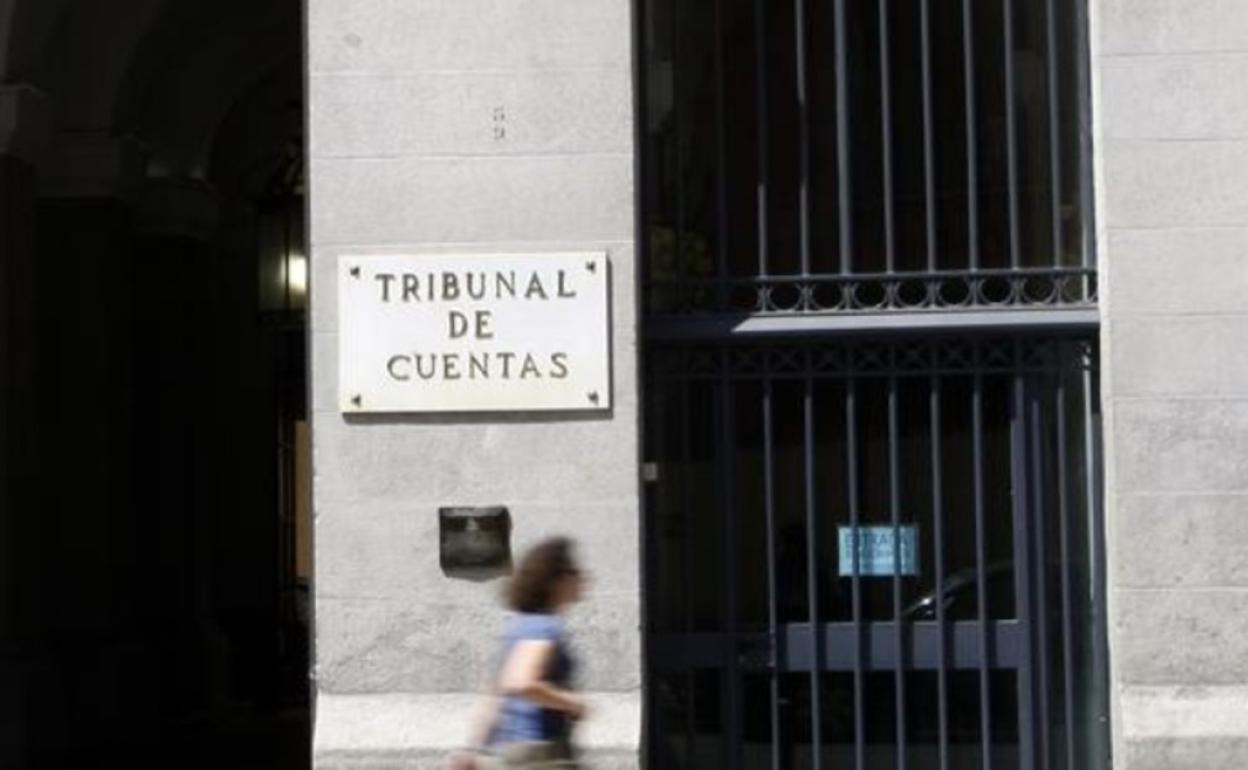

0,2,310,767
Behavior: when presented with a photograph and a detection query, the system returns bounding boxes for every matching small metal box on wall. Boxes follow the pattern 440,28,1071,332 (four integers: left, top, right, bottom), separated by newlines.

438,506,512,575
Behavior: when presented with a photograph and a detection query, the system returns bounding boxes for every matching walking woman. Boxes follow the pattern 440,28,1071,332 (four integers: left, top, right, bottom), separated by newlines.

451,537,587,769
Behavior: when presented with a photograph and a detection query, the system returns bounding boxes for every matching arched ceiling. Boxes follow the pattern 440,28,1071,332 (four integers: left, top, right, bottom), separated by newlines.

0,0,75,82
209,60,302,200
27,0,166,132
0,0,15,74
1,0,300,189
119,0,299,178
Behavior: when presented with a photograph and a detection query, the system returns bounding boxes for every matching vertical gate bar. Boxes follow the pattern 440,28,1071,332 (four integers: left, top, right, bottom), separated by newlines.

878,0,896,274
672,0,688,287
1076,0,1095,273
681,379,696,763
1030,382,1051,769
642,365,655,769
961,0,980,270
971,371,993,770
1056,376,1077,770
931,375,950,770
1003,0,1021,269
1010,360,1037,770
714,0,729,308
804,368,824,768
888,375,907,769
1045,0,1063,267
834,0,854,275
847,377,867,770
796,0,812,278
720,352,743,770
933,376,948,768
763,373,783,770
920,0,938,273
1085,365,1112,765
754,0,769,278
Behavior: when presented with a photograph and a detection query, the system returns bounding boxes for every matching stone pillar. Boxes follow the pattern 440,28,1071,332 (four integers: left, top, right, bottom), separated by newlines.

1096,1,1248,766
33,134,146,638
0,82,50,770
306,1,641,766
129,177,234,714
25,141,231,754
26,133,149,758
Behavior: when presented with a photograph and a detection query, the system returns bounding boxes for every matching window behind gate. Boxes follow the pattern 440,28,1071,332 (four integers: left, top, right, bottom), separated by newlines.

639,0,1109,769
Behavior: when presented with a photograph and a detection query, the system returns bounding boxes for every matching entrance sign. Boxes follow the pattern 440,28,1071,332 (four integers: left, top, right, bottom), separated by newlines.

837,525,920,577
338,253,611,413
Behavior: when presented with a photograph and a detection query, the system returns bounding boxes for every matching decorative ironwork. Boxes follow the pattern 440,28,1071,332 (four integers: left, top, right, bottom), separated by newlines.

647,267,1097,318
650,336,1096,381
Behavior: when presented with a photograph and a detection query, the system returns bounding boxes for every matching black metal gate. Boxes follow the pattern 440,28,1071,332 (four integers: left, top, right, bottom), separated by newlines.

637,0,1110,767
643,339,1109,768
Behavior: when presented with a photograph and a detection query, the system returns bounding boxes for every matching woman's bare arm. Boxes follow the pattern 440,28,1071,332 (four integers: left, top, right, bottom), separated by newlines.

497,639,585,718
447,681,503,768
464,690,501,749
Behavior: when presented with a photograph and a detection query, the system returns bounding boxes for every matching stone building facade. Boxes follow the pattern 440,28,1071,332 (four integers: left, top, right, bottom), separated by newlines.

0,1,1247,768
1096,1,1248,765
306,1,642,765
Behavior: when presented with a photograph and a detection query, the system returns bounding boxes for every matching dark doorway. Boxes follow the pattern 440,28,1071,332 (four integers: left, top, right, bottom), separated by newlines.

0,1,310,767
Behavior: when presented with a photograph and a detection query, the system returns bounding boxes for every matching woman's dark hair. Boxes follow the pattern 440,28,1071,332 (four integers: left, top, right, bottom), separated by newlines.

507,537,578,613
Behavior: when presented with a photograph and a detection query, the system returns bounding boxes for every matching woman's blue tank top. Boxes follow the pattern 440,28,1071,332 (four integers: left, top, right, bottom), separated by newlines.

490,613,575,744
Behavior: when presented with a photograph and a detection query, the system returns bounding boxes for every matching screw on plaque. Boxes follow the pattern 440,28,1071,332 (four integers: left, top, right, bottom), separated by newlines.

585,260,597,273
587,391,600,405
349,265,361,278
351,394,362,407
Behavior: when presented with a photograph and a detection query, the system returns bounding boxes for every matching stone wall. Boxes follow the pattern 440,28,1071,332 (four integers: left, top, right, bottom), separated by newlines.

306,1,642,766
1096,1,1248,766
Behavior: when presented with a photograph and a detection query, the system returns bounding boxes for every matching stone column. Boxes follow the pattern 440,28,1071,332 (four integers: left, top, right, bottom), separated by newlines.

33,133,145,638
129,177,234,714
26,133,151,757
27,141,232,752
1096,1,1248,766
306,1,641,766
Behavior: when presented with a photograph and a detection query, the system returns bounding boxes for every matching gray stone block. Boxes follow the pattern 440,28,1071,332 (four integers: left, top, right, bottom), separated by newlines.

316,593,640,693
1109,317,1248,397
308,244,339,332
1123,738,1248,770
1099,0,1248,55
310,414,639,506
1102,140,1248,228
309,154,633,246
308,0,630,74
1113,398,1248,493
310,331,338,412
310,69,632,158
1101,55,1248,140
315,597,504,692
312,499,641,603
1118,685,1248,768
1113,589,1248,685
1104,228,1248,315
314,692,640,769
1112,493,1248,588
